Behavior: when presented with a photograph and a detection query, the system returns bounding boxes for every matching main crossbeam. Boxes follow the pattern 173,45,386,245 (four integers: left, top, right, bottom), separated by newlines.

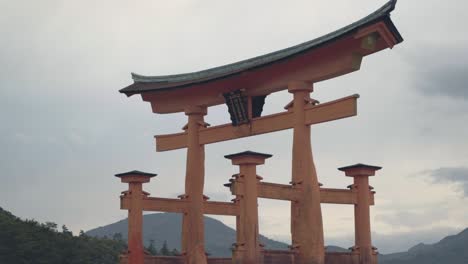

155,95,359,151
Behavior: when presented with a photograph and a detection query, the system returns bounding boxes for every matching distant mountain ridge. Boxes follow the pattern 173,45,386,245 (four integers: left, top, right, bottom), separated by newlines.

87,213,468,262
86,213,288,257
379,228,468,264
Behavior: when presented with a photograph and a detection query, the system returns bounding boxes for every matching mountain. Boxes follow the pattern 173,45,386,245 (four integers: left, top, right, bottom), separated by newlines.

379,228,468,264
86,213,288,257
86,212,468,262
0,207,126,264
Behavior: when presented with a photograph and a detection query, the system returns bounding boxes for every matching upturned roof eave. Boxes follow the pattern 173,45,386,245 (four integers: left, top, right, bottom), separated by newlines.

120,0,402,97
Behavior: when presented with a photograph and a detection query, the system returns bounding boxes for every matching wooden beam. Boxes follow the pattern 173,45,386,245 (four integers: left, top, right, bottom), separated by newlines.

320,188,356,204
320,188,374,205
257,182,298,200
305,94,358,126
121,196,240,215
228,182,374,205
156,95,359,151
121,197,188,213
204,201,239,216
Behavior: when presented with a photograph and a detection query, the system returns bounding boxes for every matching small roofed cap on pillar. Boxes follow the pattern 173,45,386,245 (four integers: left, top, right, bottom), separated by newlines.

115,170,157,183
338,163,382,177
224,151,272,165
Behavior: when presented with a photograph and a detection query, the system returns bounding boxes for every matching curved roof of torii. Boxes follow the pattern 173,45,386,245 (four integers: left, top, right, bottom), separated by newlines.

120,0,402,97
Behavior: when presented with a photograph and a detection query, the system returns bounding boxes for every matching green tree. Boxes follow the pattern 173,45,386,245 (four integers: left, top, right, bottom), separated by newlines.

160,240,170,256
171,248,180,256
146,239,158,255
61,224,73,236
112,232,123,242
43,221,58,231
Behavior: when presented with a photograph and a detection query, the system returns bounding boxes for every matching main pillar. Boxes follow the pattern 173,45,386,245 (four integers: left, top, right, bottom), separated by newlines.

288,81,325,264
182,106,208,264
339,164,381,264
225,151,271,264
115,170,157,264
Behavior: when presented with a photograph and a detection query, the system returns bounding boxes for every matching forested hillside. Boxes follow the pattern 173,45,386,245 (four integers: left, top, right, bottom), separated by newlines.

0,207,126,264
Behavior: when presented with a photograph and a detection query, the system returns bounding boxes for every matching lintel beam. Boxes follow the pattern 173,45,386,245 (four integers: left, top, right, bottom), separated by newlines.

156,95,359,151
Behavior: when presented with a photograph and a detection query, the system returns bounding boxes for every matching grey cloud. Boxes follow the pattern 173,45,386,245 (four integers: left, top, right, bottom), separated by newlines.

420,65,468,100
409,45,468,100
375,209,449,228
422,167,468,196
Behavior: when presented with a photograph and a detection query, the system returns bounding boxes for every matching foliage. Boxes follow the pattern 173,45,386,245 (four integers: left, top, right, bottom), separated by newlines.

160,240,170,256
145,239,180,256
0,207,127,264
146,239,158,255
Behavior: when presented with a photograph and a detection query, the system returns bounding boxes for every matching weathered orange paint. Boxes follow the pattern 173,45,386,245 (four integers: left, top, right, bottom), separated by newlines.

120,196,239,216
117,173,153,264
228,181,374,205
155,95,358,152
340,165,381,264
289,82,325,264
182,106,208,264
226,152,271,264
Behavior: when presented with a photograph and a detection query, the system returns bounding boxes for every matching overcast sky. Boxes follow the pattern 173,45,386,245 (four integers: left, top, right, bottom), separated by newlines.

1,0,467,254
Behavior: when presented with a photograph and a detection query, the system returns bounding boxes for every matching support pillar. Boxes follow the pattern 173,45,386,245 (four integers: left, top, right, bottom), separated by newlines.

182,106,208,264
339,164,381,264
116,170,157,264
287,81,324,264
225,151,272,264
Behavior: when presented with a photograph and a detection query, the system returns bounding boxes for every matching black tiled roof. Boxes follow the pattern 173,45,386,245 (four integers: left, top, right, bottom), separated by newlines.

114,170,158,178
224,151,273,159
337,164,382,171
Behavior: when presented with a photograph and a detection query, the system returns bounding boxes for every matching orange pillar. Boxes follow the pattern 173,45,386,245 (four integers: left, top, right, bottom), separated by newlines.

182,106,208,264
338,164,381,264
288,81,324,264
225,151,271,264
116,170,157,264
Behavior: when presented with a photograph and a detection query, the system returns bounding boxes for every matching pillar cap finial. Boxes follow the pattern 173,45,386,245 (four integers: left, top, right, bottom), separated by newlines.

224,151,272,165
338,163,382,177
224,151,272,159
115,170,157,183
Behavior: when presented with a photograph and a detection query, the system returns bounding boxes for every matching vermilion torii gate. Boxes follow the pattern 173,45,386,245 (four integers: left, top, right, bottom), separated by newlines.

115,1,403,264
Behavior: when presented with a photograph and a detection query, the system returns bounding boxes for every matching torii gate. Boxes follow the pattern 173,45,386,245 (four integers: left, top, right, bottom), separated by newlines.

115,1,403,264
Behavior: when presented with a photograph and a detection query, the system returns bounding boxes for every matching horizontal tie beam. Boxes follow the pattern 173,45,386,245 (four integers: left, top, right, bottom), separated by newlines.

155,95,359,151
204,201,239,216
257,182,298,200
120,196,239,215
229,181,374,205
